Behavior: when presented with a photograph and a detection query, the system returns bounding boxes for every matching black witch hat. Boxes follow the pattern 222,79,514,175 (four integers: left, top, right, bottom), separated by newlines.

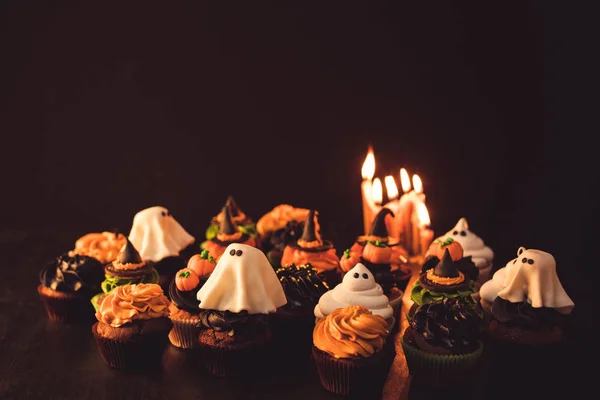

219,204,238,235
290,210,333,252
368,208,394,241
118,237,143,264
433,249,460,278
226,195,242,219
420,248,470,291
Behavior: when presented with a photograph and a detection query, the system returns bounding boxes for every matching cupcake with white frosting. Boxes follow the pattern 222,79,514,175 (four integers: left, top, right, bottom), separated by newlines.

314,263,395,329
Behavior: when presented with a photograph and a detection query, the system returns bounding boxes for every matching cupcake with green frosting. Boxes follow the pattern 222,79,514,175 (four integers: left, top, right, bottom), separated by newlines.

91,238,159,310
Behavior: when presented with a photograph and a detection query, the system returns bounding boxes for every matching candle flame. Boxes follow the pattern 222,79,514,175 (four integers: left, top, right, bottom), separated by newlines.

413,174,423,194
361,148,375,180
372,178,383,205
416,202,430,226
384,175,399,200
400,168,411,193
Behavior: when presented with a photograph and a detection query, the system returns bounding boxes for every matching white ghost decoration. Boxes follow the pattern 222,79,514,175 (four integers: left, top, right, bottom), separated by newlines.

479,247,574,311
314,263,393,321
441,217,494,268
128,206,195,262
196,244,287,314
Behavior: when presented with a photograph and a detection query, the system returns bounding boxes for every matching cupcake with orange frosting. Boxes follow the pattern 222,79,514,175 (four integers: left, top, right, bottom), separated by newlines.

204,196,257,241
92,283,171,369
167,250,216,348
340,208,409,315
202,203,258,262
69,231,127,265
280,210,341,285
312,305,396,398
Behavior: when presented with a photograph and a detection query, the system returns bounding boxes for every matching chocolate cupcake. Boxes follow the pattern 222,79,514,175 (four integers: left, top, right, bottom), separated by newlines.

280,210,341,286
128,206,197,293
205,196,257,241
38,253,104,323
312,305,396,398
92,283,171,369
340,208,410,317
91,238,159,310
196,244,287,377
401,298,484,387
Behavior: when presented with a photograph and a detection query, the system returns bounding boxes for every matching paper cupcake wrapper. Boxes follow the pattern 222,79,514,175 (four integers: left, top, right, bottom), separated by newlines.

169,318,201,349
92,323,169,369
401,337,483,386
38,286,92,323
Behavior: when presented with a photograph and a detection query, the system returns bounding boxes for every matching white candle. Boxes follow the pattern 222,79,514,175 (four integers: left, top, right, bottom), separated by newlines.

416,202,434,258
361,148,376,235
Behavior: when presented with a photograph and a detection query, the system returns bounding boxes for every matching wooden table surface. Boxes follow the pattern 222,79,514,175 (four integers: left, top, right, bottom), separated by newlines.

0,229,584,400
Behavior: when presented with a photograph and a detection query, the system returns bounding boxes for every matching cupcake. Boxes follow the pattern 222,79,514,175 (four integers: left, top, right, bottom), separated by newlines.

38,253,104,323
409,248,478,317
270,264,330,359
91,238,159,310
478,247,574,345
205,196,257,241
314,263,396,330
128,206,196,292
167,251,216,349
255,204,310,268
280,210,341,286
69,231,127,265
196,243,287,377
432,217,494,285
422,236,479,283
201,203,258,262
401,298,484,387
92,283,171,369
340,208,410,315
312,305,395,398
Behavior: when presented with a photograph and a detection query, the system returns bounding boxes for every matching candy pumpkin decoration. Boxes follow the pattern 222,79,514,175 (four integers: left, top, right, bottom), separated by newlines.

340,248,362,272
175,268,200,292
428,237,463,261
362,241,393,264
187,250,217,277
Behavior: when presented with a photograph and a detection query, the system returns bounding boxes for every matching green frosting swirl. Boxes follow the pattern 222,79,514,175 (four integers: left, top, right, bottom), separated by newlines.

205,222,257,240
410,280,476,307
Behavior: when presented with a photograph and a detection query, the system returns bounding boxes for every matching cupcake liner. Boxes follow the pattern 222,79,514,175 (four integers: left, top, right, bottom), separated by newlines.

198,335,271,378
37,285,93,323
312,338,395,397
169,318,202,349
92,322,170,369
401,337,483,387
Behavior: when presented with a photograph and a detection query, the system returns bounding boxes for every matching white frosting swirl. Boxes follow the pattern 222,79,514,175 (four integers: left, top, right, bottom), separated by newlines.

438,217,493,268
313,263,393,321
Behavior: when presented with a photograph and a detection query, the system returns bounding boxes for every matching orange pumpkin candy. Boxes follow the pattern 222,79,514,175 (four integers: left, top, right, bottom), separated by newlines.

362,242,393,264
187,253,217,277
175,268,200,292
428,237,463,261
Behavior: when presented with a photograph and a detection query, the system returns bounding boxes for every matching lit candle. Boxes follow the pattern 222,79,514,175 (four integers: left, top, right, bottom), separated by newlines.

416,202,434,258
383,175,401,240
396,169,415,252
361,148,376,235
372,178,383,205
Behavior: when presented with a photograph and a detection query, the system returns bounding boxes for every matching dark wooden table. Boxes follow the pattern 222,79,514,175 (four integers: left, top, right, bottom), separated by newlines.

0,229,585,400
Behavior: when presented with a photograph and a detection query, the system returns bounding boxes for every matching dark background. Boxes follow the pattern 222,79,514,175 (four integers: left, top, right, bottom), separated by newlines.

0,2,593,397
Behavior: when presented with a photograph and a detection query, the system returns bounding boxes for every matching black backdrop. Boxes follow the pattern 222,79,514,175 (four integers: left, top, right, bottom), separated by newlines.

0,3,592,306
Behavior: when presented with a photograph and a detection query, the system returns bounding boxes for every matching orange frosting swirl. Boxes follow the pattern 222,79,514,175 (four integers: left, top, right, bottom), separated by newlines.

297,239,322,248
256,204,310,236
71,232,127,264
426,268,465,285
95,283,170,327
111,260,147,271
313,305,389,359
216,231,243,242
281,246,339,272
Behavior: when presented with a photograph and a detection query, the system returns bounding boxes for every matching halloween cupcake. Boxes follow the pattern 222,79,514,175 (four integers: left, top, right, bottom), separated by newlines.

422,236,479,283
256,204,310,268
314,263,395,330
201,203,258,262
91,238,159,310
409,248,478,317
196,243,287,377
167,251,216,349
280,210,341,285
432,217,494,285
312,305,396,398
92,283,171,369
401,298,484,387
128,206,196,292
205,196,257,241
38,253,104,322
69,231,127,265
340,208,410,316
270,264,330,359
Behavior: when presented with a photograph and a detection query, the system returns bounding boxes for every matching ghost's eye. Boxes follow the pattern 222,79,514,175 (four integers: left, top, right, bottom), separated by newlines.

528,259,534,264
229,249,236,256
460,231,467,237
522,258,528,263
236,250,243,256
453,231,458,235
161,211,167,217
362,273,368,279
353,273,359,278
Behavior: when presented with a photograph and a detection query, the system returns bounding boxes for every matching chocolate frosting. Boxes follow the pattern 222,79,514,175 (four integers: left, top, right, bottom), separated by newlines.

421,254,479,282
369,208,394,240
276,264,330,311
198,310,267,335
118,238,143,264
168,277,205,314
219,204,237,235
301,210,319,242
410,298,483,353
39,253,104,294
491,297,566,328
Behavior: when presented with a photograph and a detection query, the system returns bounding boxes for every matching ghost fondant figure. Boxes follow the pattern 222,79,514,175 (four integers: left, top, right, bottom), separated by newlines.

196,244,287,314
440,217,494,269
314,263,393,321
479,247,574,312
128,206,195,262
